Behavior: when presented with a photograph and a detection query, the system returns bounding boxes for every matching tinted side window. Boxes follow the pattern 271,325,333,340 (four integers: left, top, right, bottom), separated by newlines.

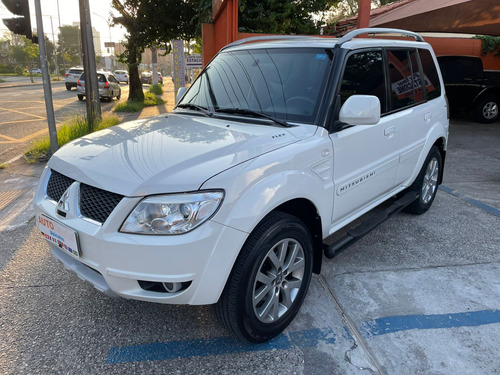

339,50,386,113
108,76,119,83
419,49,441,100
410,50,424,104
387,50,414,111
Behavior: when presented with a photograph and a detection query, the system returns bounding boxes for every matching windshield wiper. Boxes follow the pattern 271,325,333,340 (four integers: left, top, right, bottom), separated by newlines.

176,103,213,117
214,108,291,127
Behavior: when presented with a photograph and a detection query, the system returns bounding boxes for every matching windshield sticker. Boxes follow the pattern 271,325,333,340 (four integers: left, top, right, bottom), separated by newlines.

315,54,327,60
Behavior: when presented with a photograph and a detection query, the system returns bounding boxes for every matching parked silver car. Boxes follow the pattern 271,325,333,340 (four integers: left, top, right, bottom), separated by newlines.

77,71,121,101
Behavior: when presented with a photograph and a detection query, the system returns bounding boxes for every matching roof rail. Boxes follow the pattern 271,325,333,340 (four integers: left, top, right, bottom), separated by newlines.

337,28,425,46
221,35,317,51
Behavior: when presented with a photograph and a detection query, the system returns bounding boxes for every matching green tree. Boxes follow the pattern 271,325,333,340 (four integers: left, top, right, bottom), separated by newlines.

58,25,81,68
238,0,337,34
111,0,197,102
327,0,399,25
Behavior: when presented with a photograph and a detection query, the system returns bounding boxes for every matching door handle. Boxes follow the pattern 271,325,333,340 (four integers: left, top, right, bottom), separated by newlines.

384,126,396,136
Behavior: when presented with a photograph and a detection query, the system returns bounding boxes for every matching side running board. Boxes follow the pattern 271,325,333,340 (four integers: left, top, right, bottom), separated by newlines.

323,191,418,259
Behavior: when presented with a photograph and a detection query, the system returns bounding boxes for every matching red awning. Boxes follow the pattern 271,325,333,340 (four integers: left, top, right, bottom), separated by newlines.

369,0,500,36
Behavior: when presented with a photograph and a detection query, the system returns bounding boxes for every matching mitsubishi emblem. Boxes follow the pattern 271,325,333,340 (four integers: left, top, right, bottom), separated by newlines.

56,188,71,217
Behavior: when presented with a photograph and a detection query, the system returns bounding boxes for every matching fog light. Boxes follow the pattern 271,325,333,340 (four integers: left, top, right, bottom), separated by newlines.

163,282,182,293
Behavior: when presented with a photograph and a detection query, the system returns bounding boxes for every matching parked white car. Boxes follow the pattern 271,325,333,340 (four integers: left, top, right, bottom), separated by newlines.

34,28,449,343
113,70,129,84
64,67,84,90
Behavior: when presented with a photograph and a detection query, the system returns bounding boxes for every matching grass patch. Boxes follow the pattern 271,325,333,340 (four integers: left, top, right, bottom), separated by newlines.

24,112,121,163
114,92,165,112
148,84,163,95
0,79,4,83
0,162,7,169
114,101,145,112
144,91,165,106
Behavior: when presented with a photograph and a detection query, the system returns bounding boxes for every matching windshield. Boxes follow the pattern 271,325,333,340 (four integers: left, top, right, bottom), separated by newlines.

178,48,333,124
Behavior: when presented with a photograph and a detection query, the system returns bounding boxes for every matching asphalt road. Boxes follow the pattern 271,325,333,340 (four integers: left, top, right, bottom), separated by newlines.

0,118,499,374
0,83,128,164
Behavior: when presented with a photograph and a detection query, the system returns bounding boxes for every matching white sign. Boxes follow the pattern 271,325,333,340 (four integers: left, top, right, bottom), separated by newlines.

185,54,202,68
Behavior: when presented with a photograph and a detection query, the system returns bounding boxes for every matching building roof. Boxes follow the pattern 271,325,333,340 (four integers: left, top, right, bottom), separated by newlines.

327,0,500,37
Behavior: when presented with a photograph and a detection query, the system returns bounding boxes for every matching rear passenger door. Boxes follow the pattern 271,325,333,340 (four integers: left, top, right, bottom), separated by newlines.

387,48,443,185
330,50,400,224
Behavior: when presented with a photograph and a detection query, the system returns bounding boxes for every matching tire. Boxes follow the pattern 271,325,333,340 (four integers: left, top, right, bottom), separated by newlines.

215,212,313,343
116,92,121,100
77,94,84,101
66,84,71,91
474,95,499,124
405,146,442,215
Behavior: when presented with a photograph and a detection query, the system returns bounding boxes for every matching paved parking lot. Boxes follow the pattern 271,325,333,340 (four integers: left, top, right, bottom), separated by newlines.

0,117,499,374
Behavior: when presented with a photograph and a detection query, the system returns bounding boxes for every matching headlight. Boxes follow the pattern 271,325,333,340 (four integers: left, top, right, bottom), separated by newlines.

120,191,224,235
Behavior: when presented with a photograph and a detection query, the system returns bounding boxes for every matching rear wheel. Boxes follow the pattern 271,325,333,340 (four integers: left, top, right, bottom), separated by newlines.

66,84,71,90
77,94,84,101
474,95,498,123
215,212,313,342
405,146,442,215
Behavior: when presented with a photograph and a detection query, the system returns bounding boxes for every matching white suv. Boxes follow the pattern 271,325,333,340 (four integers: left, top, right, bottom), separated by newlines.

34,29,449,342
64,67,84,90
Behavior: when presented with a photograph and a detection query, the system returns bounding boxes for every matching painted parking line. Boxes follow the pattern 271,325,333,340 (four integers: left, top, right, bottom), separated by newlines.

106,327,336,364
361,309,500,337
439,185,500,217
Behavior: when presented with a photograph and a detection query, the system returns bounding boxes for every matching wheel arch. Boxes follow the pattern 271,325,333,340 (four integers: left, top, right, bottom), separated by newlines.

273,198,323,274
473,87,500,105
433,137,447,185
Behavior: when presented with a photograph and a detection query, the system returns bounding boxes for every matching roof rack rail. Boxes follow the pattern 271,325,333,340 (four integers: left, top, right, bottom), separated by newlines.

221,35,317,51
337,28,425,47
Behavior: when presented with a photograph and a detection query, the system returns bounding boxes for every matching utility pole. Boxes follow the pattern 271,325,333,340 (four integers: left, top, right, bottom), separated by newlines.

56,0,66,74
151,45,158,86
79,0,101,129
34,0,58,154
50,16,59,77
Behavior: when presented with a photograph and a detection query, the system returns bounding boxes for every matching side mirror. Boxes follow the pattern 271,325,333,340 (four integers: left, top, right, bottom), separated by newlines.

339,95,381,125
176,87,187,104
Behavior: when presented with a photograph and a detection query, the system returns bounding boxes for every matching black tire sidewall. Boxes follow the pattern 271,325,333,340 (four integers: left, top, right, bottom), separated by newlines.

235,214,313,342
408,146,442,214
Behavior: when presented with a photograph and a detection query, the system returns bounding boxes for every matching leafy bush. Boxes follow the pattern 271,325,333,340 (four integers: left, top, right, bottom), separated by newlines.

148,84,163,95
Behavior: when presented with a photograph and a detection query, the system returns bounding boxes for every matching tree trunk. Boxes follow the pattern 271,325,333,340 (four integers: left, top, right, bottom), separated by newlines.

127,47,144,102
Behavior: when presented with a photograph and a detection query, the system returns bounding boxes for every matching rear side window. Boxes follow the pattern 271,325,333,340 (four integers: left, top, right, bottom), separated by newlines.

419,49,441,100
339,50,387,113
387,50,415,111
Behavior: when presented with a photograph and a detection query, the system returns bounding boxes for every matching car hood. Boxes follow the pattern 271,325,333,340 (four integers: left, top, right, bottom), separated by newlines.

48,114,316,196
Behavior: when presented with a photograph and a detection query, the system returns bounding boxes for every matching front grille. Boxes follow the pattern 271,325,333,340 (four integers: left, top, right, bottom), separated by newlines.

79,183,124,224
47,170,75,201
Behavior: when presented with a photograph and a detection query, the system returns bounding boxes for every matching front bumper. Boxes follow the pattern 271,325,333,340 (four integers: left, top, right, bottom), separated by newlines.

34,168,248,305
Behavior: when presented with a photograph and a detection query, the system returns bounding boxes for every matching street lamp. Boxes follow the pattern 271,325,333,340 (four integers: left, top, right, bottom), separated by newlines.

92,12,113,70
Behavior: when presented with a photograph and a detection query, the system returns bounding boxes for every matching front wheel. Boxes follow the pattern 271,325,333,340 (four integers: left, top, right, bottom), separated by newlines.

215,212,313,342
405,146,442,215
77,94,84,101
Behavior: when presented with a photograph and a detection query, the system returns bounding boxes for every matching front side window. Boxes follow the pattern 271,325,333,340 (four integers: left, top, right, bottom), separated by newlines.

339,50,387,113
178,48,333,124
